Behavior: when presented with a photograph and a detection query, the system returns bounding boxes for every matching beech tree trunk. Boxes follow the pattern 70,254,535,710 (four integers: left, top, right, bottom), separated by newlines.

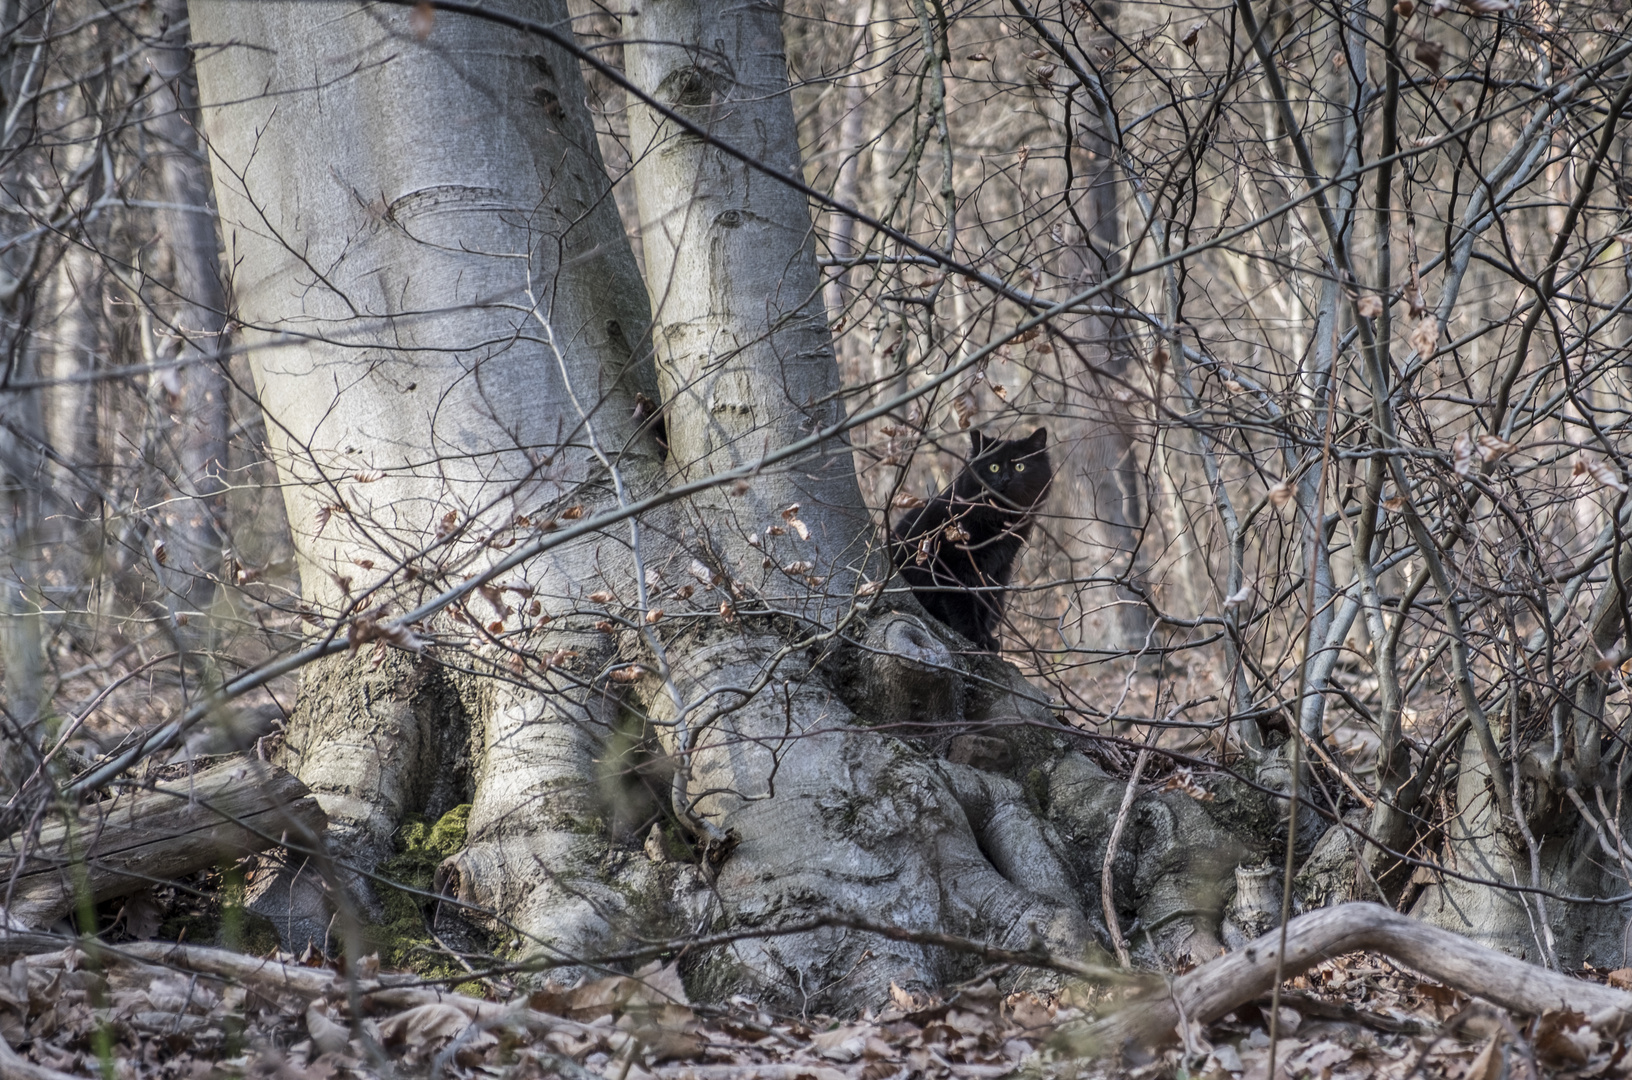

185,0,1274,1010
186,0,666,954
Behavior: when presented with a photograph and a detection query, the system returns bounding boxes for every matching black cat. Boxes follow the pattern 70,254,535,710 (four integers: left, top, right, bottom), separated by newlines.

889,427,1052,651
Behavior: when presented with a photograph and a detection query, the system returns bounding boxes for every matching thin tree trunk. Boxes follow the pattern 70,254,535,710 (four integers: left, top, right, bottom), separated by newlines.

0,2,53,792
822,0,872,323
148,0,229,636
0,355,46,791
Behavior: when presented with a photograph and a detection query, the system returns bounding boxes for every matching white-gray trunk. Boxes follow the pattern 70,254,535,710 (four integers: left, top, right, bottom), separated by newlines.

42,246,100,499
189,0,665,951
148,0,230,631
0,1,54,789
0,361,46,790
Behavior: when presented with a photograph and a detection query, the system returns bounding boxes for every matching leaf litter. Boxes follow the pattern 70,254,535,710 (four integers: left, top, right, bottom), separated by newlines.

0,938,1625,1078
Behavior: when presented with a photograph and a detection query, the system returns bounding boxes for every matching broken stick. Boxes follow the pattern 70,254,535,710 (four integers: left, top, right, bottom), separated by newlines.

1083,901,1632,1055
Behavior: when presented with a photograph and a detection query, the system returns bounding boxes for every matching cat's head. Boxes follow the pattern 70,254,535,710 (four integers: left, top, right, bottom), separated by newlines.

964,427,1052,509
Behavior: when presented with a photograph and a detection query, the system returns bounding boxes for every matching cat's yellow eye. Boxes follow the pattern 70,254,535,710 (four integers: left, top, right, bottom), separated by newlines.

1014,463,1026,472
988,463,1001,472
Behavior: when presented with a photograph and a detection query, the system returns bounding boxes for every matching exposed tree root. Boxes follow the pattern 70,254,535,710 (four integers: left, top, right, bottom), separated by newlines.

1084,901,1632,1056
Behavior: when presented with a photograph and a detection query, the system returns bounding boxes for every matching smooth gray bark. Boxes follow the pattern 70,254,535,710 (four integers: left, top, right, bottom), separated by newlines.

620,0,1102,1008
0,1,55,790
147,0,231,635
189,0,666,956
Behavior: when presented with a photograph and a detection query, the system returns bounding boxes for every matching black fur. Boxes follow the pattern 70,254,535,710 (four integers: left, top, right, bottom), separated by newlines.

889,428,1052,650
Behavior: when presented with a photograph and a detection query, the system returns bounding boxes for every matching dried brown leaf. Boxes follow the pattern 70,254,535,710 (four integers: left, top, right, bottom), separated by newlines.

1160,766,1214,801
116,892,162,940
1581,458,1628,494
409,2,435,41
1465,1033,1504,1080
1536,1010,1596,1066
1477,434,1514,462
1409,315,1439,358
378,1002,470,1049
1452,432,1475,477
306,1003,352,1057
813,1023,878,1063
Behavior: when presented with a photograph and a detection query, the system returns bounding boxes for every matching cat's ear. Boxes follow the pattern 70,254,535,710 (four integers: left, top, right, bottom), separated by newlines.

969,429,987,457
1026,427,1049,449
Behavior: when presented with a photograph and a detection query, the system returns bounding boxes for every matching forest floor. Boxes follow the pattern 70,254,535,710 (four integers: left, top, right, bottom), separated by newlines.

20,626,1606,1078
0,930,1625,1080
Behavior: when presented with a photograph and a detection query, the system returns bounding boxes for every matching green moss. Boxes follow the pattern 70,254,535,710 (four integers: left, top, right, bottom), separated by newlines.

371,804,482,979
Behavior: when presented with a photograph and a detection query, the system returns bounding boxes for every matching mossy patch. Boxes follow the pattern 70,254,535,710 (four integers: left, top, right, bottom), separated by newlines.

371,804,485,987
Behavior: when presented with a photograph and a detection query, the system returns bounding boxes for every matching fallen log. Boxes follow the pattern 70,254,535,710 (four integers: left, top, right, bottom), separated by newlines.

0,757,325,929
1082,901,1632,1056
